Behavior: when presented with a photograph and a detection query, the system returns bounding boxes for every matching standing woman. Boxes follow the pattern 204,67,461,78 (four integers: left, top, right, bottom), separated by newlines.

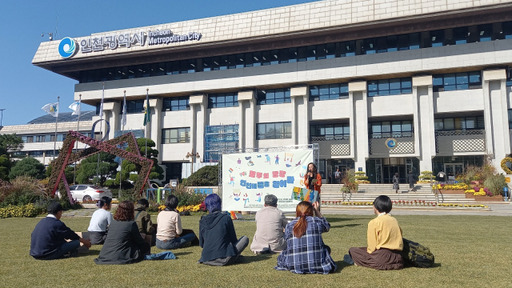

392,173,400,194
95,201,150,264
304,162,322,203
275,201,336,274
87,196,113,244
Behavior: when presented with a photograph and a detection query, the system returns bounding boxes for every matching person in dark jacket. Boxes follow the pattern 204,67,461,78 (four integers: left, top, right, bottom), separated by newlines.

30,202,91,260
198,194,248,266
134,198,156,246
95,201,150,265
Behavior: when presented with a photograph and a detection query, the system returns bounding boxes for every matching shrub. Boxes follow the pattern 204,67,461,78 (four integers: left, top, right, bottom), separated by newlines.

182,165,218,186
172,185,207,207
483,174,506,196
0,176,49,207
0,203,43,218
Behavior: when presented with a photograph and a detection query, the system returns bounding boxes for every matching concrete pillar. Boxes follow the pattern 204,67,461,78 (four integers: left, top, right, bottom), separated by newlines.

189,94,206,163
482,69,509,172
349,81,368,172
290,86,309,145
413,75,435,173
238,90,255,150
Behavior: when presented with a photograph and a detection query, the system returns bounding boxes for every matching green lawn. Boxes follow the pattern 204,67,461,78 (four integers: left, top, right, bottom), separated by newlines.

1,213,510,288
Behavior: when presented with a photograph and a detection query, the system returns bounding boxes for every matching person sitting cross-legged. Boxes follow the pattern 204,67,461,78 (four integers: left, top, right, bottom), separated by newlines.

250,194,287,254
198,194,249,266
156,195,198,250
275,201,336,274
30,202,91,260
344,195,404,270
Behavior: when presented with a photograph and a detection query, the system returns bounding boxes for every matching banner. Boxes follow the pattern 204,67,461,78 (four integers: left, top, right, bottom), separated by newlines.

222,148,313,212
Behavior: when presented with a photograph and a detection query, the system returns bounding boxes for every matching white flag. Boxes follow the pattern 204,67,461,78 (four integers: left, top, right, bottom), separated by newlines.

41,102,59,117
69,101,81,116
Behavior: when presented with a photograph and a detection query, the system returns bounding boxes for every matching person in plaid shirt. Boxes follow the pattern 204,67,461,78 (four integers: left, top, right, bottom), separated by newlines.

275,201,336,274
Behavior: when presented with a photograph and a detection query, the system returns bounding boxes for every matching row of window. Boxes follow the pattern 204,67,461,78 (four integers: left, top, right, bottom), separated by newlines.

434,116,485,131
105,70,486,115
78,21,512,83
21,132,92,144
369,121,413,139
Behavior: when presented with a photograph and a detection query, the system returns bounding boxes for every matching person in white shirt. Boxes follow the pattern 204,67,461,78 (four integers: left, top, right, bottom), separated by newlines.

87,196,113,244
156,195,198,249
250,194,287,254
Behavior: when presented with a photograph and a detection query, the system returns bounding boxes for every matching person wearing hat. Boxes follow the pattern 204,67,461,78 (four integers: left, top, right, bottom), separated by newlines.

30,202,91,260
250,194,287,254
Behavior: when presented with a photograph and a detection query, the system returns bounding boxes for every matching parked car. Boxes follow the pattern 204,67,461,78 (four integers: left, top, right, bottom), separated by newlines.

68,185,112,202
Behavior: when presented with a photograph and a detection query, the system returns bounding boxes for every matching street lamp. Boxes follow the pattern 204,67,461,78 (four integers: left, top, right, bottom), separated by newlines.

186,151,200,176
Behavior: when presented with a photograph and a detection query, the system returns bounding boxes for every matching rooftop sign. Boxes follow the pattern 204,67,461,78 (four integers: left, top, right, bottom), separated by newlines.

59,29,202,58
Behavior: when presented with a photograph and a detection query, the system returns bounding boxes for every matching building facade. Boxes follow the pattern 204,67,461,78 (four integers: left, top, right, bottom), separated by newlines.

32,0,512,182
0,112,95,166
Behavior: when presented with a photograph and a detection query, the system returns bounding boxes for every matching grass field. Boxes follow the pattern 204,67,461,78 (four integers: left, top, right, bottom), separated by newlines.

1,213,511,288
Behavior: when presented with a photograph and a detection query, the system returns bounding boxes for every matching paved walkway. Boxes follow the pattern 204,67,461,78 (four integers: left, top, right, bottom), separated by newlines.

63,202,512,217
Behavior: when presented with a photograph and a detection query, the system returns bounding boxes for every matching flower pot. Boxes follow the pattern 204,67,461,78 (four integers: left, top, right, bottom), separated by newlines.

474,195,504,201
440,189,465,194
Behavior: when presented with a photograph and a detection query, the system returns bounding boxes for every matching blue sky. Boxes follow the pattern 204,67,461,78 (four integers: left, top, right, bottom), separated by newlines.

0,0,315,126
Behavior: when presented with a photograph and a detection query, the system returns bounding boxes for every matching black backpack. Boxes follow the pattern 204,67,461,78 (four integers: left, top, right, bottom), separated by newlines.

402,238,435,268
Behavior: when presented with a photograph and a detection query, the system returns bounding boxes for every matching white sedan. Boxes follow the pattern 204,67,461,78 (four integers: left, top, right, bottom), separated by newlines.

68,185,112,202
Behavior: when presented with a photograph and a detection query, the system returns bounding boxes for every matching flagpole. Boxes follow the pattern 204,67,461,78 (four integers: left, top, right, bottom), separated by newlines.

97,83,105,186
53,96,59,160
73,94,81,185
119,90,126,198
145,88,149,158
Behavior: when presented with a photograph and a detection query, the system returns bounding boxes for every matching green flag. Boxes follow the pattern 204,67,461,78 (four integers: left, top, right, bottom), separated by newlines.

144,91,151,126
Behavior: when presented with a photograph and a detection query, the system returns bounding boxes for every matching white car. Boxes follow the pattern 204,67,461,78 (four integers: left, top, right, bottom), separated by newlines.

68,185,112,202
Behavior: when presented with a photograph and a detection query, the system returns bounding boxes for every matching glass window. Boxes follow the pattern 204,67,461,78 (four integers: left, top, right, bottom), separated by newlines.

310,123,350,140
208,93,238,108
162,127,190,143
367,78,412,97
257,88,291,105
163,97,189,111
309,83,349,101
257,122,292,140
369,120,413,138
127,100,144,113
433,71,481,92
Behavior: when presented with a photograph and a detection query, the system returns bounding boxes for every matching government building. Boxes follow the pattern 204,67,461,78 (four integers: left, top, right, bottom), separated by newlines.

28,0,512,183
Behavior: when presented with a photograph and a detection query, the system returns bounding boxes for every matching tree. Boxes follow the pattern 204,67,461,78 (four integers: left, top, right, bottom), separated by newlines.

0,134,23,155
76,152,118,186
182,165,219,186
114,137,164,186
0,155,10,180
0,134,23,180
8,157,46,180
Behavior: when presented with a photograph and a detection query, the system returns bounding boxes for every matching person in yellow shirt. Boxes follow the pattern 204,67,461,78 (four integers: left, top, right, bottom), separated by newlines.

344,195,404,270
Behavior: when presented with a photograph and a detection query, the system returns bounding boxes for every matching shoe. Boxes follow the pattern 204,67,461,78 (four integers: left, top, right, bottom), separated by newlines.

343,254,354,265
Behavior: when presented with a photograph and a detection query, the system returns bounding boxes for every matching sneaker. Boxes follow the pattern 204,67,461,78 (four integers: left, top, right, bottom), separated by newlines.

343,254,354,265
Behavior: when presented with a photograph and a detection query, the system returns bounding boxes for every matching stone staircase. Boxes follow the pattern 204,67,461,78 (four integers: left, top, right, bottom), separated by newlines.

321,184,476,204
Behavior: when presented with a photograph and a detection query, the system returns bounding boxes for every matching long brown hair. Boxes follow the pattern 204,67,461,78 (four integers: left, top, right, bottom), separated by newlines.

114,201,135,221
293,201,314,238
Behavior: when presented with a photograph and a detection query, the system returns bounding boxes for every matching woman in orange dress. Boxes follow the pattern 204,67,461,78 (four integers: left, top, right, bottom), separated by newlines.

304,162,322,204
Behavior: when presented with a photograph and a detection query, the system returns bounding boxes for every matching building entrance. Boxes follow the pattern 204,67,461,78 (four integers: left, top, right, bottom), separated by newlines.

367,158,418,183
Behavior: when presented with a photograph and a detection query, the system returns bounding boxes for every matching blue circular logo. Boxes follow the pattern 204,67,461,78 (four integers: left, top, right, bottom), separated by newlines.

58,37,77,58
385,138,397,149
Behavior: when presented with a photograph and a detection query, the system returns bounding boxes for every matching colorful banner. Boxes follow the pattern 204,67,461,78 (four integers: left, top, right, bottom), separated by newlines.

222,149,313,212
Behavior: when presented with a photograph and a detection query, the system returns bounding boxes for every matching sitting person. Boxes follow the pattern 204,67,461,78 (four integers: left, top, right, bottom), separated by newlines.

30,202,91,260
344,195,404,270
134,198,156,246
275,201,336,274
156,195,198,250
95,201,150,264
198,194,248,266
87,196,113,244
250,194,287,254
